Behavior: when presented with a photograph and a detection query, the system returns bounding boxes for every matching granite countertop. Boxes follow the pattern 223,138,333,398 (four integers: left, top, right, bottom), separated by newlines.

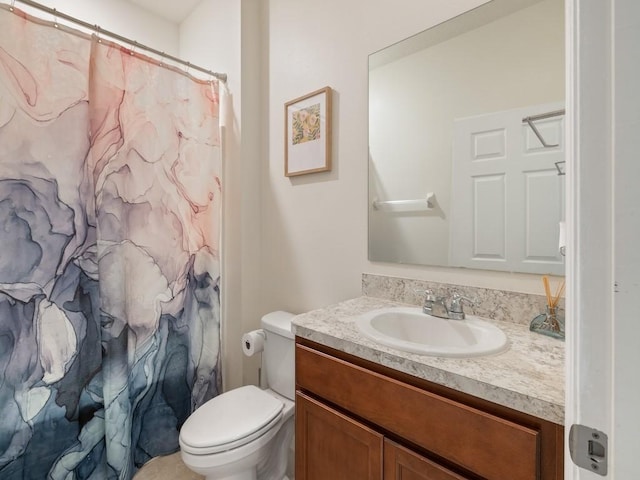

292,296,565,425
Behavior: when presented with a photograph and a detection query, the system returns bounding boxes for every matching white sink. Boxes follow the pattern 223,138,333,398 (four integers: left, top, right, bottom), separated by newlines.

355,307,508,358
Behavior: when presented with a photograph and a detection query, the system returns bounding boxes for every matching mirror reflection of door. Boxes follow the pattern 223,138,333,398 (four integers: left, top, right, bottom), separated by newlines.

449,102,565,275
368,0,565,274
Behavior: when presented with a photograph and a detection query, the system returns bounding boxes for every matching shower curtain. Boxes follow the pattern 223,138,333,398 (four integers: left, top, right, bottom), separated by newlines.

0,6,222,479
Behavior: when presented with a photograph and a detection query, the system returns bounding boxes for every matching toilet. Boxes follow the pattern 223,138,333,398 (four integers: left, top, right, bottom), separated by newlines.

179,311,296,480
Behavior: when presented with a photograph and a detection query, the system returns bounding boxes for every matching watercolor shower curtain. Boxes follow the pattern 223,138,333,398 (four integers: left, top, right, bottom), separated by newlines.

0,6,222,479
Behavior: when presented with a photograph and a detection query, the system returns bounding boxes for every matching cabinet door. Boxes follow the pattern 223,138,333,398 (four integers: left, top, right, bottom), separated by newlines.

296,392,383,480
384,440,471,480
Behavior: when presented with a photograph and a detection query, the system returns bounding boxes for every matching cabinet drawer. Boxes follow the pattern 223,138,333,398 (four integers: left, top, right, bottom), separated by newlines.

296,343,540,480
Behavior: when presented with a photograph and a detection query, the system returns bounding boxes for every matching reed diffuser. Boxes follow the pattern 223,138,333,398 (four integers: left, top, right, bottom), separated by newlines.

530,276,565,340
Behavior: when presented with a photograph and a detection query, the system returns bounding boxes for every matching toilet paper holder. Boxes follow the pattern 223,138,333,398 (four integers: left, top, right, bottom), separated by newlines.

242,330,266,356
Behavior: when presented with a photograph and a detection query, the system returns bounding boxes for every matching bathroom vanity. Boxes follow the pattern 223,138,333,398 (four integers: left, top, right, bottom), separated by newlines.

292,296,564,480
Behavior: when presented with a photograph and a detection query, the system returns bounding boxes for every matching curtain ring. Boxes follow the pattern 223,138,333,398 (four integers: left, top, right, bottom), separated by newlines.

53,8,59,28
185,62,191,74
130,41,137,56
10,0,15,12
95,25,102,43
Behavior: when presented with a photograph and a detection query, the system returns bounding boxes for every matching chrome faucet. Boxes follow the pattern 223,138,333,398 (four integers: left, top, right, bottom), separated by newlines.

419,290,475,320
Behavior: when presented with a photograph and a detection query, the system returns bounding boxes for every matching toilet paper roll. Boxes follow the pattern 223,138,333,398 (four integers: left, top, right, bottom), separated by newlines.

242,330,266,356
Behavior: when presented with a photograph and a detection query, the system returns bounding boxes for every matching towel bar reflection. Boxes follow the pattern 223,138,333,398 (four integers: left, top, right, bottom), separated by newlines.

372,193,435,212
522,109,565,148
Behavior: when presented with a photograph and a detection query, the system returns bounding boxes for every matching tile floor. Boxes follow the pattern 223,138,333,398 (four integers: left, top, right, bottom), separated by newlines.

134,449,295,479
133,452,203,480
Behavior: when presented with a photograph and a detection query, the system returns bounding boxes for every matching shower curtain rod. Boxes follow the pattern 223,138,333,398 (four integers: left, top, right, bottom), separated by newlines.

9,0,227,82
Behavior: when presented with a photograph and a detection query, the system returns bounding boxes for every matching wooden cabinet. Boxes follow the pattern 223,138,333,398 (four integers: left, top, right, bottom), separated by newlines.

296,392,382,480
295,338,564,480
295,392,468,480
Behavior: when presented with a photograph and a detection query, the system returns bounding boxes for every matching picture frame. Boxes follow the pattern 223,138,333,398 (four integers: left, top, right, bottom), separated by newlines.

284,86,332,177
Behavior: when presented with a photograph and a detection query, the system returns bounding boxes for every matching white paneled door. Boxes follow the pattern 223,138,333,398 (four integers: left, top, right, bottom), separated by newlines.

449,103,565,275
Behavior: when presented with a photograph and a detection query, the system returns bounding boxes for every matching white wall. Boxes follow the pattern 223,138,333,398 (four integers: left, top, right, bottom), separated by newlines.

263,0,556,322
20,0,179,55
369,0,564,266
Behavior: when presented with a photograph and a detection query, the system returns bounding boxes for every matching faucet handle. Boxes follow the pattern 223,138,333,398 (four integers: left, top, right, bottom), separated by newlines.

414,288,436,302
415,289,439,315
449,292,476,317
450,292,476,309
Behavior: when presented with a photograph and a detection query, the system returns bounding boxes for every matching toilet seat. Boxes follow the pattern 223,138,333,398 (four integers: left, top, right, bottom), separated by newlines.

180,385,284,455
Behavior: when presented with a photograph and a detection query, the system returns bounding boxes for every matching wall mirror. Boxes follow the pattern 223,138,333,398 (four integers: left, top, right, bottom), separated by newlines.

368,0,565,275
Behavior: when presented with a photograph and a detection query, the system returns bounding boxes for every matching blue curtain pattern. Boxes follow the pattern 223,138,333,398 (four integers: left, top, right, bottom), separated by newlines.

0,7,222,479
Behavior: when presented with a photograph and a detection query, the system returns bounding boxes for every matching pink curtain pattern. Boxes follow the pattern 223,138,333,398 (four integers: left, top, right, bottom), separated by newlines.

0,6,222,479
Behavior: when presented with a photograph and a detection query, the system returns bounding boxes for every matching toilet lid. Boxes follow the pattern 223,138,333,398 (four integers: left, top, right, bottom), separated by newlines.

180,385,284,452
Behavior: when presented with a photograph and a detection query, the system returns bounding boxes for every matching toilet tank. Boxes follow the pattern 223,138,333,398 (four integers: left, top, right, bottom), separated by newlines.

261,311,295,400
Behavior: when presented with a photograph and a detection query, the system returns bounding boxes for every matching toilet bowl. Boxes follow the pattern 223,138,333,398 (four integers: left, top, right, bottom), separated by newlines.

180,386,294,480
179,312,296,480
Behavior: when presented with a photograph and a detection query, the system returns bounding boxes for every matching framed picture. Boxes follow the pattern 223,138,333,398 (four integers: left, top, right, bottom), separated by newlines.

284,86,332,177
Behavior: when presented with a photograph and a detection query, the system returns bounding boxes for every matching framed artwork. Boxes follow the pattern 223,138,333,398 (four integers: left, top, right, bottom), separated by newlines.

284,86,332,176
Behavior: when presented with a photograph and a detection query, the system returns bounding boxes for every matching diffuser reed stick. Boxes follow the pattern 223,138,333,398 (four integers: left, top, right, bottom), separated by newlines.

542,276,553,308
541,276,565,332
553,280,565,307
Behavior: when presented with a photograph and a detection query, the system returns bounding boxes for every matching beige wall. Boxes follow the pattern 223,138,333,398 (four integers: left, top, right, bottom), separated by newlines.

263,0,553,323
182,0,565,390
263,0,478,316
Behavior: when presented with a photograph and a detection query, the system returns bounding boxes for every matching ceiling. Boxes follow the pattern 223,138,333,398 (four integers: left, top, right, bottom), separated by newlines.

126,0,202,23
